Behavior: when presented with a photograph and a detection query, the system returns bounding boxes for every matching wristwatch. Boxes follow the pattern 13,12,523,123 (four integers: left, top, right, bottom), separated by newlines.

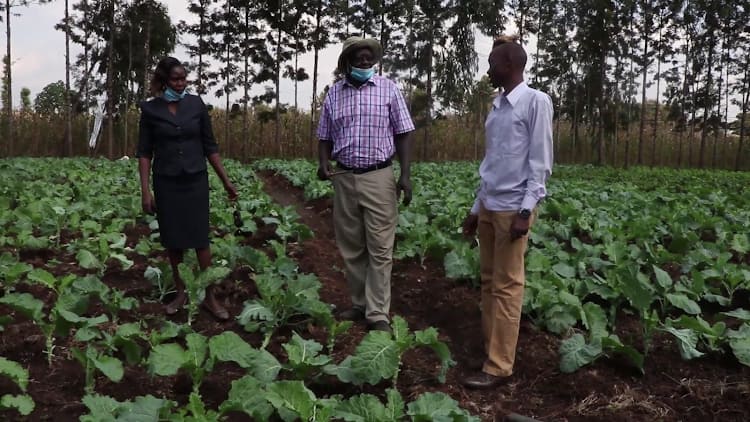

518,208,531,220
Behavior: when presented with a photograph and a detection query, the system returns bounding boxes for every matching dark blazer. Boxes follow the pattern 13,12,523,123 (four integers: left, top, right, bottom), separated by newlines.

136,94,219,176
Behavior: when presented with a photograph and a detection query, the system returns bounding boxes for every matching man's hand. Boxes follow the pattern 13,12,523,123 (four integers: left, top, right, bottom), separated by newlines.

224,182,239,202
462,213,478,239
510,215,530,241
317,164,332,180
396,175,412,206
142,192,157,214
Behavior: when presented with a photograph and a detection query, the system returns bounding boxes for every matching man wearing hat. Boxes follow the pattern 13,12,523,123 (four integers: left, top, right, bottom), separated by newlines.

317,36,415,333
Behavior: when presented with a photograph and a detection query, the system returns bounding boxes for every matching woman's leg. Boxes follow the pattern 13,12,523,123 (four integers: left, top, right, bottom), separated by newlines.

196,247,229,320
165,249,187,315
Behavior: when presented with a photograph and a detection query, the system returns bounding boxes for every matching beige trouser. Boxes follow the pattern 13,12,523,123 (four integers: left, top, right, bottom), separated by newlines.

478,204,535,377
332,167,398,323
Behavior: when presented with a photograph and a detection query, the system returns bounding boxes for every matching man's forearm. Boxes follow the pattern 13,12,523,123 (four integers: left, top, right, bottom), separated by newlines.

138,157,152,195
394,132,413,176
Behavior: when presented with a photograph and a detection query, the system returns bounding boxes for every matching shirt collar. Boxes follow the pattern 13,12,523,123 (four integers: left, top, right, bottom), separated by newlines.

493,81,528,108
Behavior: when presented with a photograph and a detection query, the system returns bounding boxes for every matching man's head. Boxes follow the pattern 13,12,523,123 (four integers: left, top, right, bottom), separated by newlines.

487,41,527,89
337,37,383,78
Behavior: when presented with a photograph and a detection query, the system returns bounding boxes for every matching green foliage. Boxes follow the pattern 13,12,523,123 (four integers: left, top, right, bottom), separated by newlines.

330,316,455,386
0,356,34,416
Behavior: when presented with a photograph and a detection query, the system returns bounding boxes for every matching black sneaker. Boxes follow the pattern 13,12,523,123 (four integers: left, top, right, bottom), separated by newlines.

338,308,365,321
367,320,392,334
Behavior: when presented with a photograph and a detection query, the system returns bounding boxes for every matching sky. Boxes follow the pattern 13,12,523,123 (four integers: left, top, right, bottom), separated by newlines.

6,0,498,110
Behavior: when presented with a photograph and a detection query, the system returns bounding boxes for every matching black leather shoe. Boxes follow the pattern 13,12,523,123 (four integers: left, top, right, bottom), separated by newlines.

461,372,507,389
367,320,393,334
338,308,365,321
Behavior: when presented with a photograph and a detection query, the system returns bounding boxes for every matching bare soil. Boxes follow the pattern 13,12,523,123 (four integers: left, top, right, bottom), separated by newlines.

1,170,748,422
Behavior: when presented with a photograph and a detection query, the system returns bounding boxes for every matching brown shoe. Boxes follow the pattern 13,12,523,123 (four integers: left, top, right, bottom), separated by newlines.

466,358,486,371
367,320,393,334
461,371,507,389
165,291,187,315
338,308,365,321
202,299,230,321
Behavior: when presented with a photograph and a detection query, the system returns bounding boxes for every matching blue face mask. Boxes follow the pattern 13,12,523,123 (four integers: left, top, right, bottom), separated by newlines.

163,87,187,102
350,66,375,82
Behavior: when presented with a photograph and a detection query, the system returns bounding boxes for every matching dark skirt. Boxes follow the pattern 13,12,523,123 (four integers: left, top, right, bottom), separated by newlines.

153,171,210,250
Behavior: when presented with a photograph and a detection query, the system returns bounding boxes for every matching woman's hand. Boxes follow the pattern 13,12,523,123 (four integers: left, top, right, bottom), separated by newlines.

142,191,157,214
224,182,238,201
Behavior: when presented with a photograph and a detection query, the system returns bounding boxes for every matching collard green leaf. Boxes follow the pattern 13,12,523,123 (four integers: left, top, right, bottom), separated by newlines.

93,354,124,383
333,394,389,422
652,265,674,289
662,327,704,360
0,357,29,391
0,394,35,416
413,327,456,383
559,333,603,373
77,250,102,270
666,294,702,315
727,324,750,367
406,392,479,422
283,332,331,368
552,262,576,279
219,375,274,420
342,331,400,385
148,343,189,376
0,293,44,322
265,381,317,421
601,336,645,374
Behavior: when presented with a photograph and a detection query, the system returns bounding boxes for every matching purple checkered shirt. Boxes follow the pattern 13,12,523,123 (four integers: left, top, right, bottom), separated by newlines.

317,75,415,168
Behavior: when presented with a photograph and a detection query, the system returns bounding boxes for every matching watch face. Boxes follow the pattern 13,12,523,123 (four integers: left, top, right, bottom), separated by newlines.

520,209,531,218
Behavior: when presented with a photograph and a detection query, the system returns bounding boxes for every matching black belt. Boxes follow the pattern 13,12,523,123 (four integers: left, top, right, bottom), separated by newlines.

337,159,392,174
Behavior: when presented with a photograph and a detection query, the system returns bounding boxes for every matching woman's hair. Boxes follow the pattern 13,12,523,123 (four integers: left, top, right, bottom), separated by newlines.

149,57,185,97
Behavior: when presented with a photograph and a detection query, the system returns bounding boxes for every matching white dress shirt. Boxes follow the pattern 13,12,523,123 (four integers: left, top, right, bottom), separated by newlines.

471,81,554,214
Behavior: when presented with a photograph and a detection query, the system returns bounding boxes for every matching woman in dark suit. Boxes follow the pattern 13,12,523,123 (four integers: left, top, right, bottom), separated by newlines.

136,56,237,320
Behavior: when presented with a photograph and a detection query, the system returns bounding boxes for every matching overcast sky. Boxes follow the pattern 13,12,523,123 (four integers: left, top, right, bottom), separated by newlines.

7,0,500,110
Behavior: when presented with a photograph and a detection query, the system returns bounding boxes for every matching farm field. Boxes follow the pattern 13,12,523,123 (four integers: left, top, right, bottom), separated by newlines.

1,157,749,421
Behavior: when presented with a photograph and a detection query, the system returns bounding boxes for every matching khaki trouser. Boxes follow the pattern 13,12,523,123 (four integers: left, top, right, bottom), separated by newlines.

478,204,535,377
332,167,397,323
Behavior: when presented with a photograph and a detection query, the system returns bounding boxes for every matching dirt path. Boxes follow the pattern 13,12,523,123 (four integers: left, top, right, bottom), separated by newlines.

257,170,750,422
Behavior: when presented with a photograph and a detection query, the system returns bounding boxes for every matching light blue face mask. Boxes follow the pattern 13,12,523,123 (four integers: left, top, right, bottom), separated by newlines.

350,66,375,82
163,87,187,102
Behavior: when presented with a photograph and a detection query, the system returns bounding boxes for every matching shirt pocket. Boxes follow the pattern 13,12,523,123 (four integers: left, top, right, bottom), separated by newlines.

501,111,529,156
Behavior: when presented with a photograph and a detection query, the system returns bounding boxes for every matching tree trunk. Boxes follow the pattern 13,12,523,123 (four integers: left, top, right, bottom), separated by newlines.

124,20,133,158
423,26,434,161
83,0,91,153
699,43,714,168
64,0,73,156
106,0,116,159
688,78,697,167
637,31,649,166
712,36,727,168
650,26,662,167
677,40,690,168
309,0,321,157
736,64,749,171
197,0,206,95
5,0,13,156
596,51,605,165
242,6,249,161
275,4,282,156
142,5,152,99
223,0,231,155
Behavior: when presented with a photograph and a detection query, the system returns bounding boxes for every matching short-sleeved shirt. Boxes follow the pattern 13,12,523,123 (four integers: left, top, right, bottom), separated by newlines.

317,75,415,168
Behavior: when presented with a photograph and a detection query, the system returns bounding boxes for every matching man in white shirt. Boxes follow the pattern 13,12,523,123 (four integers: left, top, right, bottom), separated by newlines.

461,39,553,389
